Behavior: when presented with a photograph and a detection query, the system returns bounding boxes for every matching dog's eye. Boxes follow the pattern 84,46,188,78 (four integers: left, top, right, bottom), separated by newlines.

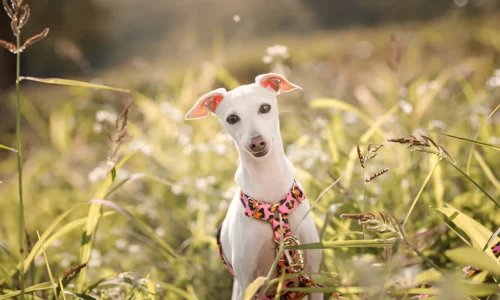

259,104,271,114
226,115,240,124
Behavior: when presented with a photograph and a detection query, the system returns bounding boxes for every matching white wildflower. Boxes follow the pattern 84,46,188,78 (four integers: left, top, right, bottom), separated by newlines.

233,15,241,23
263,44,289,64
343,111,358,124
88,164,109,182
195,178,209,190
171,184,183,195
207,176,216,185
183,145,194,156
89,249,102,268
116,239,127,250
95,110,117,123
398,99,413,115
155,227,166,237
128,244,141,254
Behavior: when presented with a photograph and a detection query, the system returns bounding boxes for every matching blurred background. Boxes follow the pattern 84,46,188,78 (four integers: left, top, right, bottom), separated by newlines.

1,0,500,299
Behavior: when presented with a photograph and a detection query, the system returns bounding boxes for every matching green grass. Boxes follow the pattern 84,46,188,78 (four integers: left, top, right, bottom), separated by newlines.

1,8,500,300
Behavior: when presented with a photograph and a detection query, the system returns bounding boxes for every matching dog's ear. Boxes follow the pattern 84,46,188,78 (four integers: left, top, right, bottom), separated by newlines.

255,73,303,94
185,88,227,120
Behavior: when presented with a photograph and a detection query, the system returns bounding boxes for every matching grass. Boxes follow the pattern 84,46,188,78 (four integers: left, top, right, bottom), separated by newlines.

0,3,500,299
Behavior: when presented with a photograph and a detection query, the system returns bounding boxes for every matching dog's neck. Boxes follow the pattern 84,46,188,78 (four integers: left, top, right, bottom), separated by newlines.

235,136,295,204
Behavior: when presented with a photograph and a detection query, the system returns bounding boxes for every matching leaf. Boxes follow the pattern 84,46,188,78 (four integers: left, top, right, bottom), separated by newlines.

461,282,500,297
0,282,52,300
483,226,500,251
414,269,442,285
429,130,500,151
446,247,500,276
19,77,130,93
0,143,17,152
437,206,500,253
243,276,267,300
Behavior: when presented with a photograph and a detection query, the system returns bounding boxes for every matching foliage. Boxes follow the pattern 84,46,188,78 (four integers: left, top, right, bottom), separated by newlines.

0,3,500,299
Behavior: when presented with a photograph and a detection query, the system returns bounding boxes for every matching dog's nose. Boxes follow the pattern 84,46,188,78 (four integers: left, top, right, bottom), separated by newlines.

249,135,267,152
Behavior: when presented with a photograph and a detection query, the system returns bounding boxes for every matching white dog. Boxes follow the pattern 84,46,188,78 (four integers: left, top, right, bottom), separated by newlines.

185,73,323,300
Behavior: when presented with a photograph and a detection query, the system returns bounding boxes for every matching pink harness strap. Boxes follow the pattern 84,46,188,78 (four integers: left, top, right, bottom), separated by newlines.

216,181,325,299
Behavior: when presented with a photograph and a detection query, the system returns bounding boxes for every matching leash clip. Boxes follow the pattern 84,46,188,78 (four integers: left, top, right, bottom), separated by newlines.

282,236,305,273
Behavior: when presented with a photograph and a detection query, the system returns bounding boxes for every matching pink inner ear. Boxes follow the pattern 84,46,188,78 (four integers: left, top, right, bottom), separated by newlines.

261,79,280,92
206,95,224,113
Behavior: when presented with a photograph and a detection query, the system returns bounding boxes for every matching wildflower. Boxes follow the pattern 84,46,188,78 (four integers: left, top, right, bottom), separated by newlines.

95,110,117,123
398,99,413,115
88,163,109,182
171,184,183,195
486,69,500,89
233,15,241,23
262,44,289,64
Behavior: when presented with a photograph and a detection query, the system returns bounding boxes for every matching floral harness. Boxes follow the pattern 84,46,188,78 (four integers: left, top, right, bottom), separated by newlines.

216,180,333,300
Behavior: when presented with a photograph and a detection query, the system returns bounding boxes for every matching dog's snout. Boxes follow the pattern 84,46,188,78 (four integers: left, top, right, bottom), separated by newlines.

249,135,267,152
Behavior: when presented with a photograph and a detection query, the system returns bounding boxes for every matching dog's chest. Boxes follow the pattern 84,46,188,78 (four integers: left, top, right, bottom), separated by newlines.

229,198,313,275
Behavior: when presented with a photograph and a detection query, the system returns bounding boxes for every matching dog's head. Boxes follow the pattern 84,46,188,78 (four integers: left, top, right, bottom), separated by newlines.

185,73,302,159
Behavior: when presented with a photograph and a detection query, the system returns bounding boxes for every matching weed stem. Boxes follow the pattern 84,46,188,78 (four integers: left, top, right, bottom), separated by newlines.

15,31,26,300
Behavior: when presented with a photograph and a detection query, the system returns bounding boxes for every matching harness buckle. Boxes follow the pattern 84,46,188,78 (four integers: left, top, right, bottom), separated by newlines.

282,236,305,273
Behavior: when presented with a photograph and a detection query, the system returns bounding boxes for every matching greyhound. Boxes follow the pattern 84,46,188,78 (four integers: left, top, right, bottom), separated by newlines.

185,73,323,300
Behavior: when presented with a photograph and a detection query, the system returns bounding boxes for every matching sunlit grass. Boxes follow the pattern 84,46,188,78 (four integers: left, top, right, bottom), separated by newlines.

0,8,499,299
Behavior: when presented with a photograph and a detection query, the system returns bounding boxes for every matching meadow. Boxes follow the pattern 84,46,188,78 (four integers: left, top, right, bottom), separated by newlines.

0,2,499,299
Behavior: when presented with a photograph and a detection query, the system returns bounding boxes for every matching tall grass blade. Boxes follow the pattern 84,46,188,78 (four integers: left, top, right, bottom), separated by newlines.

89,200,178,260
77,148,140,290
488,103,500,119
472,151,500,190
310,98,378,129
22,204,84,273
243,277,266,300
58,277,67,300
403,159,440,226
299,177,341,225
19,76,130,93
450,163,499,208
0,282,52,300
429,131,500,151
36,231,58,297
287,239,395,249
0,144,17,152
0,264,14,289
155,282,197,300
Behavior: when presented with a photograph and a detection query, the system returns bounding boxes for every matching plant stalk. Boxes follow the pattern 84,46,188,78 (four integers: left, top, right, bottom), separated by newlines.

15,32,26,300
